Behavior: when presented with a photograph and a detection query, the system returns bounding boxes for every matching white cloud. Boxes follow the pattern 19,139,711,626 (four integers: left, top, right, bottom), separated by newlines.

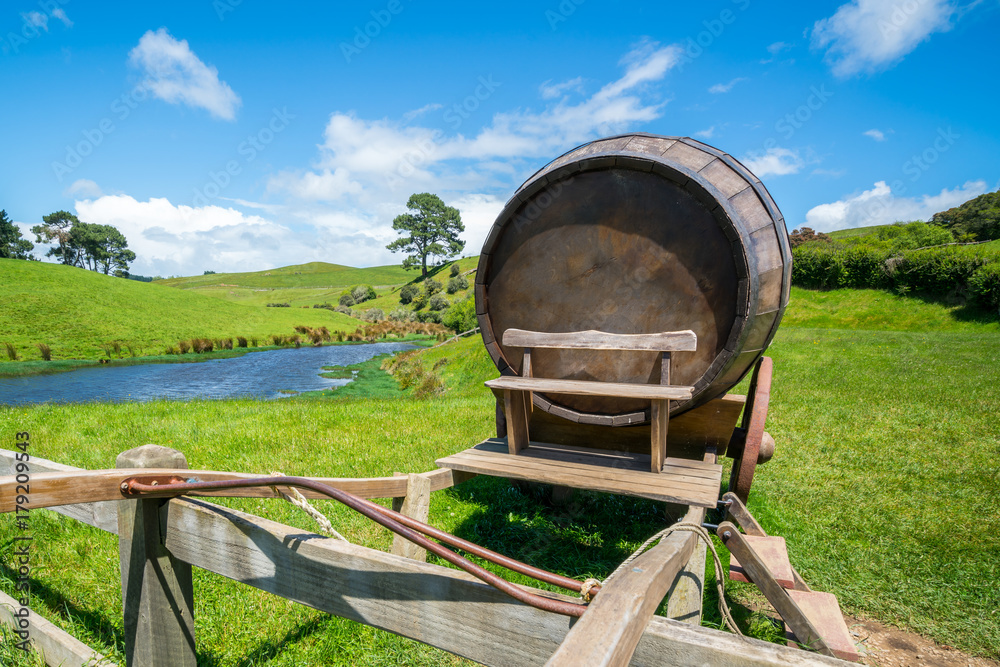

767,41,792,55
401,103,443,124
708,77,746,94
52,9,72,28
539,76,585,99
741,147,805,178
450,193,504,255
805,179,987,231
812,0,957,77
64,179,104,199
21,11,48,30
694,126,715,139
128,28,241,121
863,128,886,141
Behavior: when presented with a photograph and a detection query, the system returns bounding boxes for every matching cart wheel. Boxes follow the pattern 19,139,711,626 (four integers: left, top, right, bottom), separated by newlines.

729,356,773,504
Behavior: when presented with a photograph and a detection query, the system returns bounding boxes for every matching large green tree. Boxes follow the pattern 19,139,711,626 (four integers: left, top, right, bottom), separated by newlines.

386,193,465,278
930,190,1000,241
0,210,34,259
32,211,135,276
32,210,79,264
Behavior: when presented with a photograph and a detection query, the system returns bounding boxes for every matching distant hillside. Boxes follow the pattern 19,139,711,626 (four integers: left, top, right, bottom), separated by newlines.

0,259,360,361
160,262,415,290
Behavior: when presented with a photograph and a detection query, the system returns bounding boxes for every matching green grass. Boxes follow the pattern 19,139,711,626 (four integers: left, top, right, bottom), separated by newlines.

0,259,361,361
159,261,416,290
1,286,999,663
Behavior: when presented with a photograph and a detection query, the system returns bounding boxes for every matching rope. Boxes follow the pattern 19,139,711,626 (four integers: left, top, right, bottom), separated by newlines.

579,577,601,603
269,472,348,541
604,521,743,635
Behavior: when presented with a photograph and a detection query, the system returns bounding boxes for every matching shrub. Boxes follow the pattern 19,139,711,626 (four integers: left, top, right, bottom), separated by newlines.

450,263,461,277
429,294,450,311
424,278,442,295
442,296,478,332
335,305,353,316
250,337,259,347
193,338,214,353
178,340,191,354
164,345,179,355
266,302,291,307
236,336,248,348
417,310,442,324
352,284,377,304
388,307,415,322
446,275,469,294
339,292,356,307
970,261,1000,311
36,343,51,361
3,342,17,361
126,345,138,357
399,284,419,304
361,308,385,322
411,293,428,310
270,334,286,346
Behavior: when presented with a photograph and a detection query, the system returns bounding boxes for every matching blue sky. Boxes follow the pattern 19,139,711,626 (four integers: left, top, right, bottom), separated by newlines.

2,0,997,277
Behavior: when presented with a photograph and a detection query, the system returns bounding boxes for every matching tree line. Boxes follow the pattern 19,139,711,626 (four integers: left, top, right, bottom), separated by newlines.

0,209,135,276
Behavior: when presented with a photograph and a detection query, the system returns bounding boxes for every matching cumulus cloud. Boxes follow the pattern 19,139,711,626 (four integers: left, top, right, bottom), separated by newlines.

812,0,957,77
708,77,746,94
804,179,988,231
694,126,715,139
863,128,887,141
741,147,805,178
539,76,585,99
128,28,241,121
64,179,104,199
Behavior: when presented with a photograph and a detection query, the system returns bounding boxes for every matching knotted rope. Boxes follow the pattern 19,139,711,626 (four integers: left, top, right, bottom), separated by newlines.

269,471,348,542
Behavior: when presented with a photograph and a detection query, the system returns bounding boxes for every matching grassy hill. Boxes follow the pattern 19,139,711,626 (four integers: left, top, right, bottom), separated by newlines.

0,259,361,361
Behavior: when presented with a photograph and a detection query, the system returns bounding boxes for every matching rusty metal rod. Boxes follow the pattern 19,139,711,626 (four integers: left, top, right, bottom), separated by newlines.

123,475,592,617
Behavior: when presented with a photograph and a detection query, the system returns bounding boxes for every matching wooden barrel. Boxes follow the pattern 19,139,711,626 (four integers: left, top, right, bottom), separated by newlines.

475,133,791,425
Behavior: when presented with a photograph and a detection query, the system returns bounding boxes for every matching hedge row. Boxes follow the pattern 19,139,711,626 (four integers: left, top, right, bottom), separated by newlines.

791,244,1000,311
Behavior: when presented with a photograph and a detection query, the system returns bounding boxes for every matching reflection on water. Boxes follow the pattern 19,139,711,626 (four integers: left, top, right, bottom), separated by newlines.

0,342,417,406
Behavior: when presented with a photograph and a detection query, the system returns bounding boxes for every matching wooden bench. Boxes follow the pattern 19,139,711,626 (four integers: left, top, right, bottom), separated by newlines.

484,328,697,473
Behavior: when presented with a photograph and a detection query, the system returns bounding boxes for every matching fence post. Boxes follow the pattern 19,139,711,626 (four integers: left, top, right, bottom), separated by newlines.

391,472,432,562
116,445,196,667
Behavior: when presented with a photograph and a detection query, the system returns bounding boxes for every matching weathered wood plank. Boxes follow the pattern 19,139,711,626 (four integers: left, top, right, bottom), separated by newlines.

116,445,197,667
502,328,698,352
504,389,530,454
486,377,694,401
0,463,465,514
0,590,117,667
546,506,703,666
650,399,668,473
390,473,432,562
161,496,848,666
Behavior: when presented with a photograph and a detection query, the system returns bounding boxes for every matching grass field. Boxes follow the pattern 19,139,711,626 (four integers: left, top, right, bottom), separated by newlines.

1,286,999,665
0,260,367,362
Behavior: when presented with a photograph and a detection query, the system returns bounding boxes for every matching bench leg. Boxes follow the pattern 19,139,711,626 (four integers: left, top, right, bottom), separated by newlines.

650,398,668,473
504,389,530,455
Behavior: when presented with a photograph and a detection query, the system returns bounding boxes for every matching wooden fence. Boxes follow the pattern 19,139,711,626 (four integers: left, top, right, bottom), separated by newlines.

0,448,848,666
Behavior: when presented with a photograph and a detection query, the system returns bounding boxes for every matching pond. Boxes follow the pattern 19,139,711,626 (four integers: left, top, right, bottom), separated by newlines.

0,342,417,406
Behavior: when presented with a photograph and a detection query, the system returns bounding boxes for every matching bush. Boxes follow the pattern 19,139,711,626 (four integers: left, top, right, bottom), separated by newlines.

339,291,355,307
178,340,191,354
266,302,291,307
411,293,428,310
388,308,414,322
450,263,461,277
442,296,477,332
429,294,450,311
446,275,469,294
352,285,377,304
36,343,51,361
416,310,442,324
424,278,442,295
236,336,248,348
335,305,353,316
3,342,16,361
970,262,1000,311
399,283,419,304
361,308,385,322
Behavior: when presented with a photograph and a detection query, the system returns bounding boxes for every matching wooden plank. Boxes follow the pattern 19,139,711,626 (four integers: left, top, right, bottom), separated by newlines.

0,449,118,532
390,473,432,562
0,463,466,514
486,377,694,401
116,445,197,667
785,591,860,662
723,492,812,592
437,450,719,508
502,328,697,352
161,496,848,667
0,589,117,667
442,449,717,495
546,506,703,666
650,398,668,473
504,389,529,454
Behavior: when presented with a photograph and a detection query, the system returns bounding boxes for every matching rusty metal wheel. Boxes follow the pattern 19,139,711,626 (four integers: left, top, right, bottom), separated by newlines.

729,356,773,504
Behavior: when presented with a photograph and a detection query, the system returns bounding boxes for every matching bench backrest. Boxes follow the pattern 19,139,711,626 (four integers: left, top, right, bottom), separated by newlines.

501,329,697,353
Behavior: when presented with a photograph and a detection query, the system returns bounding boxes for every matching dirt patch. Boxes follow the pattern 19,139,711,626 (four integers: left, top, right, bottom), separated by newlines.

848,616,999,667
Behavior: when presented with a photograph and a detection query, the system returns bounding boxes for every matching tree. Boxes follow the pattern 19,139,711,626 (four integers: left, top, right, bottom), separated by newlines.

0,210,34,259
32,210,79,264
386,193,465,278
32,211,135,276
930,190,1000,241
